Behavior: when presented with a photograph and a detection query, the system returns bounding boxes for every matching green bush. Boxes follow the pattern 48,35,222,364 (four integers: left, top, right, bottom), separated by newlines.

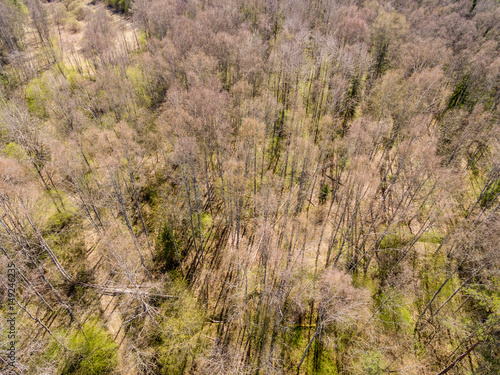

2,142,25,160
319,184,330,204
49,322,118,375
66,0,80,12
46,209,74,232
360,350,386,375
67,17,81,33
26,76,50,118
72,6,86,21
106,0,131,13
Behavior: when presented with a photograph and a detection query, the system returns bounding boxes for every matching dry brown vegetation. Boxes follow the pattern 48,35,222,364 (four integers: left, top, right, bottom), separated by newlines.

0,0,499,374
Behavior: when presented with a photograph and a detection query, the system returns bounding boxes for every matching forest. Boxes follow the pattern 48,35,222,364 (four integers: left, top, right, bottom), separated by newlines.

0,0,499,373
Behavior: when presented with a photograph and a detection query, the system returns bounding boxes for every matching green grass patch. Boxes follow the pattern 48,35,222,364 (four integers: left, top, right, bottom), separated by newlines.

375,291,414,334
419,231,444,244
25,75,50,118
152,280,208,374
2,142,26,160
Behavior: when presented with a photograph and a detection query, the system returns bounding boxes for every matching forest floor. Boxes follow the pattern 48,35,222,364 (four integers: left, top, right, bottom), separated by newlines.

54,0,138,68
55,4,138,373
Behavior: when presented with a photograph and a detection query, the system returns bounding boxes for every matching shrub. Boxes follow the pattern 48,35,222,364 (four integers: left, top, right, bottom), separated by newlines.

25,76,50,118
49,322,118,375
72,6,86,21
106,0,131,13
361,350,386,375
2,142,25,160
66,0,80,12
319,184,330,204
67,17,81,33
